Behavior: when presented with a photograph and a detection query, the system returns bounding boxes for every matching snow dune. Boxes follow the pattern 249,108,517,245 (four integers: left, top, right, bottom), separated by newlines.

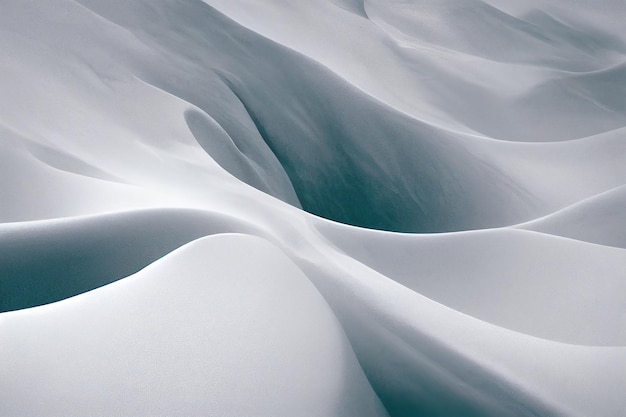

1,0,625,416
0,209,258,312
0,234,387,417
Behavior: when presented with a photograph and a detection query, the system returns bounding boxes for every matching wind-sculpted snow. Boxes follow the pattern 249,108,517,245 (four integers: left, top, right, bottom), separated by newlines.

1,0,625,416
0,234,388,417
0,209,259,312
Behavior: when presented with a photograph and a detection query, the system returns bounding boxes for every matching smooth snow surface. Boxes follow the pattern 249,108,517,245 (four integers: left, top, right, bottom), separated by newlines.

1,0,625,416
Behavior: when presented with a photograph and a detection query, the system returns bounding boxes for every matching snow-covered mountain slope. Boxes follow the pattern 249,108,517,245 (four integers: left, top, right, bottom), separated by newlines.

1,0,624,416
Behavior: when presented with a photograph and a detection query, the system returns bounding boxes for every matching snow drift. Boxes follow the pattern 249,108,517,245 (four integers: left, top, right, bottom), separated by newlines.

1,0,625,416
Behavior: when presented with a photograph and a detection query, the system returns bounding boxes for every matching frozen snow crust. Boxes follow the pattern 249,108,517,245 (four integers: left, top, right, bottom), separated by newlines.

1,0,625,416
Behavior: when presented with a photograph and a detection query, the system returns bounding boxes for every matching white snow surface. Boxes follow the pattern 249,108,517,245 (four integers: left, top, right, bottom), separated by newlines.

0,0,625,416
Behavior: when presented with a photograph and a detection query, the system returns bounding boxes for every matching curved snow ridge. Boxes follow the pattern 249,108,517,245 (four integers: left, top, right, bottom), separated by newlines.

316,221,626,346
518,185,626,249
296,225,626,417
0,208,259,312
0,233,388,417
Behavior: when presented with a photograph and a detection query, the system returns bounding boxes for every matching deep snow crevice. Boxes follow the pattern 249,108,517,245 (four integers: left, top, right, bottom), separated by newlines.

218,72,536,234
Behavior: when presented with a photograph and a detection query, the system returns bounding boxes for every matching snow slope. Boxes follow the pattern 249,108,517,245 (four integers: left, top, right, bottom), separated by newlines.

0,234,387,417
1,0,625,416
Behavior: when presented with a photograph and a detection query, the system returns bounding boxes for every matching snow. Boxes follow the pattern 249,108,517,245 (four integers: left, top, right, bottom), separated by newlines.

0,234,387,417
1,0,625,416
